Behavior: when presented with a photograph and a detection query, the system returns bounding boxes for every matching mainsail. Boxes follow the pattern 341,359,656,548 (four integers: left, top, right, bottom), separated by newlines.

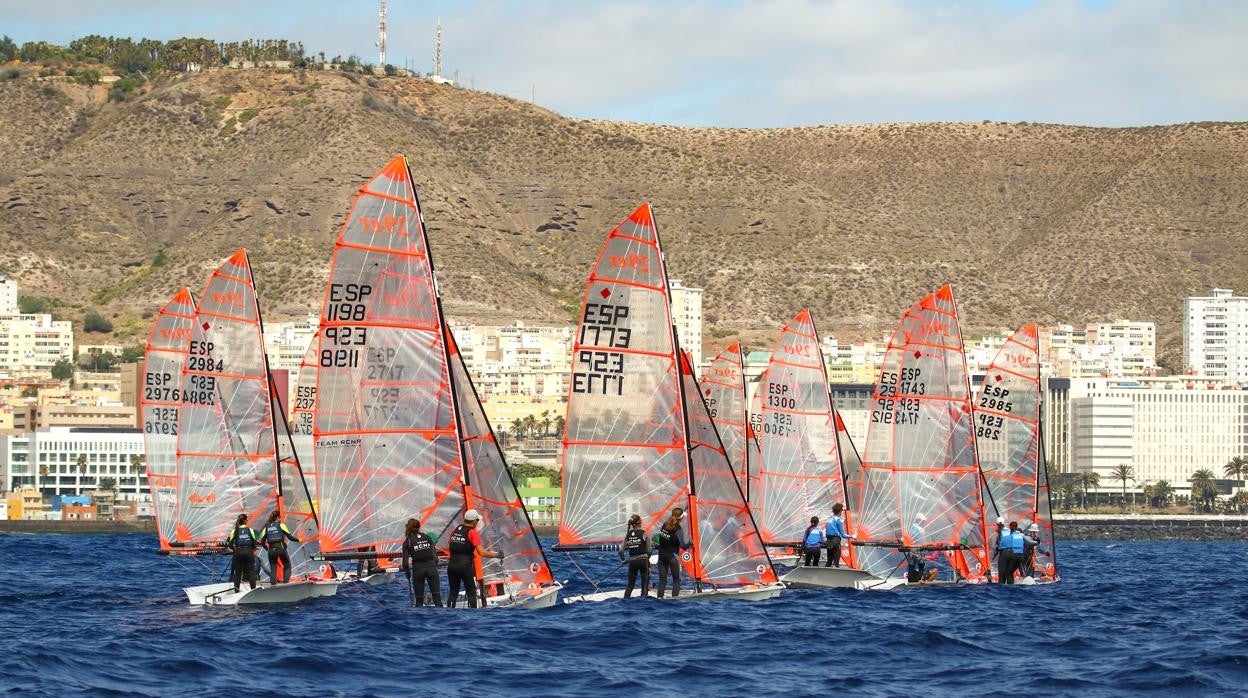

140,288,196,549
700,343,750,499
681,351,778,588
174,250,279,544
975,323,1058,581
852,285,993,581
558,203,687,545
446,327,556,591
311,155,463,555
755,309,848,546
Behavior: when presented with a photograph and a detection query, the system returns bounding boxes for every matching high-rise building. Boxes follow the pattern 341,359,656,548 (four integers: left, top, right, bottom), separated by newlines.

0,426,148,501
0,313,73,374
669,279,703,362
0,276,17,315
1185,288,1248,382
1039,321,1156,378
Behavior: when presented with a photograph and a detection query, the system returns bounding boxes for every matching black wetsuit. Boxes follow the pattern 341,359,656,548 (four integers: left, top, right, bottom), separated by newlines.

262,521,298,584
656,524,686,599
402,530,442,607
621,527,650,598
228,524,258,592
446,524,479,608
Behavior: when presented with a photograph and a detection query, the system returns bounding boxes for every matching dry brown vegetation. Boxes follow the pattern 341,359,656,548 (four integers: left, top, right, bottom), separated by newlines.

1,68,1245,361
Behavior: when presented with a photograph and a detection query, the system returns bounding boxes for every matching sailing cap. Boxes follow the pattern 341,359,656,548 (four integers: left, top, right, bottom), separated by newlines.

464,509,481,522
996,516,1005,525
1028,523,1039,532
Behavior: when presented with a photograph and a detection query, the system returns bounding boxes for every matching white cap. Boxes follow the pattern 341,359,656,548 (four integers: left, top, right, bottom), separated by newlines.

914,513,926,523
464,509,481,522
996,516,1005,525
1028,523,1039,532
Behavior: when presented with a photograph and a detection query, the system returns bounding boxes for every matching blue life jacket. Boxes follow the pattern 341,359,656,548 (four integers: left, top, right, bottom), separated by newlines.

996,529,1012,550
233,525,255,548
803,527,823,549
1009,531,1025,554
264,521,286,544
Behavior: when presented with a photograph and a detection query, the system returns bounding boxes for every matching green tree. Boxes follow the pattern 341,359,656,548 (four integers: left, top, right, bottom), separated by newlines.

1189,469,1218,513
51,358,74,380
130,455,144,477
1110,464,1134,511
98,476,117,492
1149,480,1175,509
18,295,52,314
76,454,88,477
538,410,552,436
83,309,113,333
74,68,101,86
1224,456,1248,488
0,35,17,62
508,420,526,442
553,414,566,439
1079,471,1100,509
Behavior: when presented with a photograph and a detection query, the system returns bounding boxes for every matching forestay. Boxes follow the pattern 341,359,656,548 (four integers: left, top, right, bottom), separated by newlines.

852,286,993,581
140,288,196,549
558,203,688,546
175,250,278,544
313,155,463,554
755,309,847,545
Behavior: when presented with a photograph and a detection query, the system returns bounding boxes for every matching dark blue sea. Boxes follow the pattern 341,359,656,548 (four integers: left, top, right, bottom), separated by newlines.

1,535,1245,697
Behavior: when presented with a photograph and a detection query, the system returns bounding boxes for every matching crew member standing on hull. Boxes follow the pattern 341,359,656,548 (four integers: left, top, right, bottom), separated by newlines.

401,518,442,607
261,510,301,584
446,509,502,609
823,504,854,568
993,516,1012,584
802,516,825,567
1007,521,1027,581
1019,522,1041,579
620,514,651,598
225,513,259,594
655,508,692,599
998,521,1021,584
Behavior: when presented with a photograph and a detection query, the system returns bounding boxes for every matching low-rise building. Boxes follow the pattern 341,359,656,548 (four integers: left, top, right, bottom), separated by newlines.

517,476,560,525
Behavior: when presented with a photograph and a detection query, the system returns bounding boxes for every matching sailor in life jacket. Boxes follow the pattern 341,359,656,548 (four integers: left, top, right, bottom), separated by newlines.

261,510,301,585
802,516,826,567
226,513,259,594
445,509,503,609
619,514,651,598
401,518,442,607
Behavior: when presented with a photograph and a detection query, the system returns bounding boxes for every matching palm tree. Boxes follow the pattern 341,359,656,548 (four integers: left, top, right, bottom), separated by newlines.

508,420,525,443
1110,464,1134,511
553,414,566,439
538,410,552,437
1224,456,1248,492
1079,472,1100,509
1150,480,1175,509
1189,469,1219,513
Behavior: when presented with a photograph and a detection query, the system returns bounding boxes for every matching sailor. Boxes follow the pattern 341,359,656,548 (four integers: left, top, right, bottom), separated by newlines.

225,513,259,594
992,516,1012,584
400,518,442,607
802,516,825,567
823,503,854,568
1008,521,1028,580
620,514,651,598
655,508,692,599
1019,522,1041,579
446,509,503,609
261,510,301,585
999,521,1021,584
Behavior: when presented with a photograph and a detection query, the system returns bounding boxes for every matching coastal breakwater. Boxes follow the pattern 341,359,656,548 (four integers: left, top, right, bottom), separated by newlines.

0,519,156,535
1054,514,1248,542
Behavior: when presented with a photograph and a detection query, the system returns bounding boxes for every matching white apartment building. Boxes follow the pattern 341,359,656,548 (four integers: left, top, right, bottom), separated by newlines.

1055,377,1248,494
1040,321,1156,378
264,315,318,371
0,276,17,315
0,426,149,501
1185,288,1248,382
451,323,574,401
669,279,703,362
0,313,74,374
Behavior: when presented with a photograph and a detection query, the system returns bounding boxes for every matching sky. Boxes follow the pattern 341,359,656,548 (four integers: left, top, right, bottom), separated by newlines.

3,0,1246,127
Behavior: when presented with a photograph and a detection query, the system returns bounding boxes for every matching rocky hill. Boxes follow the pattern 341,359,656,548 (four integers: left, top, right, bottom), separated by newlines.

1,67,1246,363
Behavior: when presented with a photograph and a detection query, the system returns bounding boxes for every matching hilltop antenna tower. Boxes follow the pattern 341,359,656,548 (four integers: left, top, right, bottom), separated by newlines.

376,0,387,66
434,19,443,79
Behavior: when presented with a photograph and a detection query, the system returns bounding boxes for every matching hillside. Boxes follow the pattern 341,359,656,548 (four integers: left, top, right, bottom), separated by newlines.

1,67,1246,363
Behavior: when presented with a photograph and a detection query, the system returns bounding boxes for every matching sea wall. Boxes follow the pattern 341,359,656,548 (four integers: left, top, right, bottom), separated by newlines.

0,519,156,535
1055,515,1248,542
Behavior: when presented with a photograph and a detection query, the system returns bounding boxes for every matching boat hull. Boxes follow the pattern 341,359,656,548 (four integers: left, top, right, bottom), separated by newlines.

185,579,339,606
563,583,784,604
487,583,562,609
781,565,877,589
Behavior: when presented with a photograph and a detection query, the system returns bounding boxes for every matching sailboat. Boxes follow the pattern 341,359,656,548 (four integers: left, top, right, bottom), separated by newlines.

555,203,782,603
150,250,337,605
700,342,756,502
976,324,1059,583
752,309,873,587
851,285,996,589
306,155,560,608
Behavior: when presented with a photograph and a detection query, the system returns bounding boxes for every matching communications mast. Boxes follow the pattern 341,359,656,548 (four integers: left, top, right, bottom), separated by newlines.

376,0,387,66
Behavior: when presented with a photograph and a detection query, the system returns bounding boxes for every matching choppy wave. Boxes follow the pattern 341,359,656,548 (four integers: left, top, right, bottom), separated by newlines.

1,535,1246,697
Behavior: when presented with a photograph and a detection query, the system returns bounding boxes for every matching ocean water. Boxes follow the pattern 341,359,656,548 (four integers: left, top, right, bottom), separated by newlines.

1,535,1245,697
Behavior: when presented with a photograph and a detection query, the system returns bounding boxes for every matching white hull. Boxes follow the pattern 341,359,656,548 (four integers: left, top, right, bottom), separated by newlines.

485,582,562,609
184,579,339,606
770,554,799,566
563,582,784,605
781,565,877,589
